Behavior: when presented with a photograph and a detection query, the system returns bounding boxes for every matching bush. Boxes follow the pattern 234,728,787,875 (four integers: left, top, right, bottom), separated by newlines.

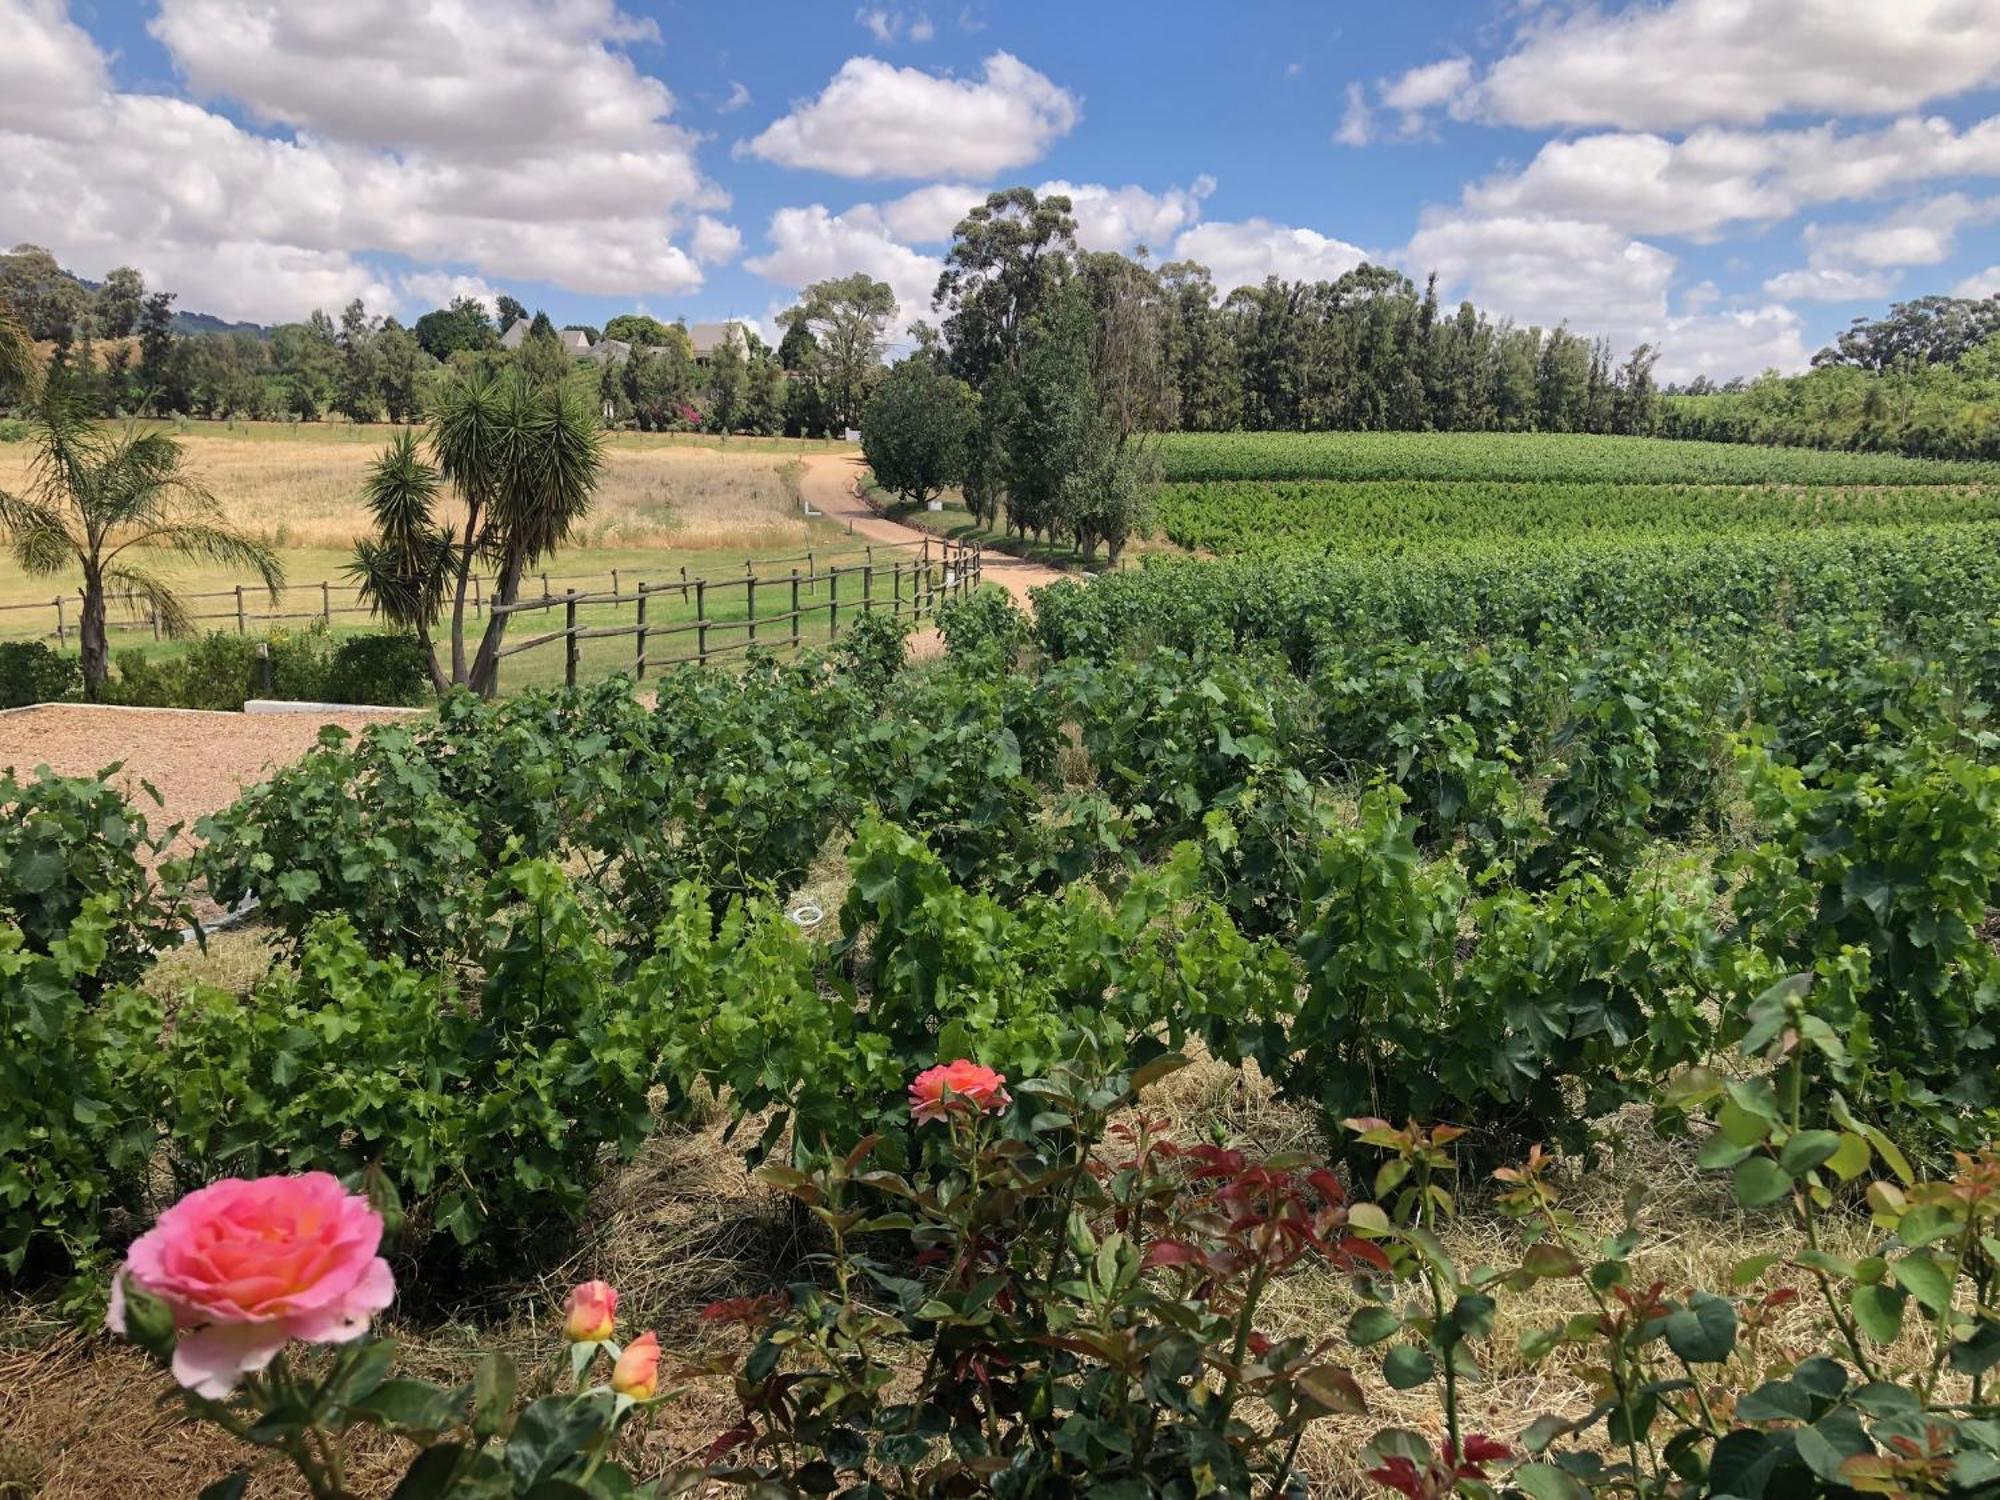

162,859,666,1258
831,606,909,702
935,583,1028,665
110,634,260,710
1728,741,2000,1139
0,766,190,992
0,640,80,708
323,632,433,704
0,904,162,1283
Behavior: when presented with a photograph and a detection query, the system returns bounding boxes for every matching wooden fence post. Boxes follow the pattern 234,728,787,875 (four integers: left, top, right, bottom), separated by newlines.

892,561,902,618
564,590,580,688
863,562,873,613
828,566,840,641
746,574,758,646
321,580,331,622
611,568,619,599
635,583,650,679
695,578,708,665
806,549,816,598
54,595,65,650
790,568,801,651
151,604,160,641
472,575,482,618
236,585,246,634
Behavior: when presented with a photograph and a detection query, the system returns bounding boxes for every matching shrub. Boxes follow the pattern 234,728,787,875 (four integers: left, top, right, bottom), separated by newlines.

935,582,1028,665
323,632,433,704
1273,788,1716,1156
162,859,665,1258
0,766,189,992
0,640,79,707
1728,741,2000,1139
0,901,162,1282
860,357,975,505
831,605,910,702
109,633,260,710
196,721,487,961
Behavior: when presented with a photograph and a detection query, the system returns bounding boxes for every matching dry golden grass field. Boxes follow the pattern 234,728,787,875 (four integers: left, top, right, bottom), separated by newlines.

0,421,862,626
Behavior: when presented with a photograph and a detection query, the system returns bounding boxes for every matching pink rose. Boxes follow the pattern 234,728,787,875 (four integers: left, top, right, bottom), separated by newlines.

563,1280,619,1342
909,1060,1011,1124
108,1172,394,1399
612,1329,661,1400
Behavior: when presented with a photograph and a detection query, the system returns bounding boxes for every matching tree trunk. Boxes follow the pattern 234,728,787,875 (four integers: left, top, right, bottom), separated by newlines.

79,575,109,701
414,620,448,694
446,499,483,686
468,551,524,698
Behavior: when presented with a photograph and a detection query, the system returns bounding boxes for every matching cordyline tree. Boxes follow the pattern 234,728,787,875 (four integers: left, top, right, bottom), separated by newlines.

0,395,283,697
348,366,603,697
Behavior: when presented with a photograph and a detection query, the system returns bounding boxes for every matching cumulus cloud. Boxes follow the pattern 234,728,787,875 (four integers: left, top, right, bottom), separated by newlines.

150,0,676,155
1405,212,1677,332
1762,266,1899,301
1463,115,2000,240
739,51,1079,178
1463,0,2000,132
1400,206,1810,382
691,215,744,265
1169,219,1369,293
1043,177,1214,254
719,80,751,113
397,271,503,317
1804,193,1996,268
0,0,722,323
1957,266,2000,297
743,203,945,340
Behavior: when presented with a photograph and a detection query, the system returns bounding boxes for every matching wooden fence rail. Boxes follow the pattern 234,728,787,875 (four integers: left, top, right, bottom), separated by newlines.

0,539,934,651
489,536,981,688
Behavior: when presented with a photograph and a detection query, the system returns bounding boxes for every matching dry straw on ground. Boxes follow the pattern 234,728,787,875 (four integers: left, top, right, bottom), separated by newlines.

0,1041,1923,1500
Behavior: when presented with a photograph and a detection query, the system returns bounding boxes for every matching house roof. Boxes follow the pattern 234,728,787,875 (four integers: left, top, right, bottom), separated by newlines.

687,320,747,357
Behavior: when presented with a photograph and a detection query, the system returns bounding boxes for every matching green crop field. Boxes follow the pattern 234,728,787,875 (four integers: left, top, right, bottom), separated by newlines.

1154,428,2000,485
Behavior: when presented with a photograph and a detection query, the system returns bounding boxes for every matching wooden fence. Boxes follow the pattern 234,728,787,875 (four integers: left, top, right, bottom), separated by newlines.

489,535,981,688
0,540,951,652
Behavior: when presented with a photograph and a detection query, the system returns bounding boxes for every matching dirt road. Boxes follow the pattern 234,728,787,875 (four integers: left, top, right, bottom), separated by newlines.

799,454,1070,611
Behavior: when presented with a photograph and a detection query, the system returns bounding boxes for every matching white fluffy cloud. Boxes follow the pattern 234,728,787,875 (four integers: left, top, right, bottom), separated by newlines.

1400,207,1811,381
0,0,724,323
739,52,1079,178
1762,266,1899,301
1957,266,2000,297
1169,219,1369,293
1468,0,2000,131
1405,213,1676,331
149,0,677,155
1463,115,2000,240
743,204,945,339
691,215,744,265
397,271,502,317
1043,177,1214,254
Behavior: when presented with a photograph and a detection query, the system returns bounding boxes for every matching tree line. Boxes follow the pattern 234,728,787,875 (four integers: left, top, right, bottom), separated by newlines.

1661,294,2000,461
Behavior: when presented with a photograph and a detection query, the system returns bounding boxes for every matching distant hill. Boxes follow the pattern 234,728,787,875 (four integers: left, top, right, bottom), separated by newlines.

50,264,271,339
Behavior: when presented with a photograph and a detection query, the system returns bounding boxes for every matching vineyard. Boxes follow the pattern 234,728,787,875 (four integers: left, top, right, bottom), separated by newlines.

12,430,2000,1496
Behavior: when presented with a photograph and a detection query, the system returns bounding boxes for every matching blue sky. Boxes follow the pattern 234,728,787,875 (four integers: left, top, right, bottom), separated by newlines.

10,0,2000,380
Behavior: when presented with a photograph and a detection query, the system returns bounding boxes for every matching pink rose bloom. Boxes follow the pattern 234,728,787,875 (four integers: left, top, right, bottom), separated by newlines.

909,1060,1011,1124
564,1280,619,1342
108,1172,394,1399
612,1329,662,1399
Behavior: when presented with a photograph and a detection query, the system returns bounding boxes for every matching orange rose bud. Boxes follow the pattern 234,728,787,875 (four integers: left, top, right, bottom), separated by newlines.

563,1280,618,1342
612,1329,661,1400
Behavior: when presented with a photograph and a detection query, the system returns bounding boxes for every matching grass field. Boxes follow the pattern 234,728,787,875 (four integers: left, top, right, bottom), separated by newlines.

0,421,871,674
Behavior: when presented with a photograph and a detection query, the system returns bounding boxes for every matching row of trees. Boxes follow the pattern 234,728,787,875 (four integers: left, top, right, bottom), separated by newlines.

1658,294,2000,461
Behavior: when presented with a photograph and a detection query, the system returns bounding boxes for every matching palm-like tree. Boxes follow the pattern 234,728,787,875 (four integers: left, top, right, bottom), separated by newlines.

0,398,283,697
350,368,602,696
346,429,453,692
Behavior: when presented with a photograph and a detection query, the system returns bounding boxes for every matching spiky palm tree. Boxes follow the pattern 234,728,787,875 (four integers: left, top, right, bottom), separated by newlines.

345,428,453,692
358,367,601,696
0,398,283,696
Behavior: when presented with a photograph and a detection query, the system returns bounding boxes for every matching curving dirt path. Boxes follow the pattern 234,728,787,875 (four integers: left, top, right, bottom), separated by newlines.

799,453,1070,612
